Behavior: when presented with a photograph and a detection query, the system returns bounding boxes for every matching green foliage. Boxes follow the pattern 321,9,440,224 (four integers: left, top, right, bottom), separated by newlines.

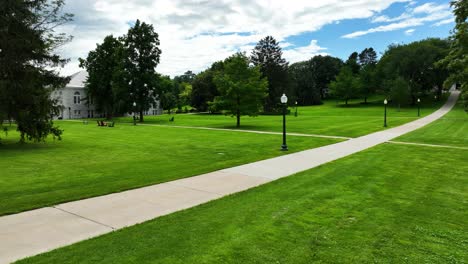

289,56,343,106
345,51,361,74
378,38,450,104
212,53,268,127
329,66,360,105
251,36,289,112
178,83,192,107
387,77,410,110
122,19,161,122
311,55,343,100
156,74,176,111
439,0,468,110
191,62,223,111
79,35,123,119
0,0,72,142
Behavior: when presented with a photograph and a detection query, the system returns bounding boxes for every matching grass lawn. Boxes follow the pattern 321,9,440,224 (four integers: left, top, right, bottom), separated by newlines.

116,96,447,137
0,121,340,216
19,143,468,263
396,99,468,147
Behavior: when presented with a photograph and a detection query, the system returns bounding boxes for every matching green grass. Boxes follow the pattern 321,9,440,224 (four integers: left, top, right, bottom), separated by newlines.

19,143,468,263
116,96,447,137
396,100,468,147
0,122,340,216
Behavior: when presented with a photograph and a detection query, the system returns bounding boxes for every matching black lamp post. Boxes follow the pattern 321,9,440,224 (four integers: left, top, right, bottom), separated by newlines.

384,99,388,127
294,101,298,117
417,98,421,117
133,101,137,125
281,93,288,151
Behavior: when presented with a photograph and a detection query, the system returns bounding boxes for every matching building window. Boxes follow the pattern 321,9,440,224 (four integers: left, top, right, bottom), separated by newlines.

74,92,81,104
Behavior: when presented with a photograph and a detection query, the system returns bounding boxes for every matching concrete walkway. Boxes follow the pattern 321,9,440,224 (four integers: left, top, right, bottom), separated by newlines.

0,91,460,264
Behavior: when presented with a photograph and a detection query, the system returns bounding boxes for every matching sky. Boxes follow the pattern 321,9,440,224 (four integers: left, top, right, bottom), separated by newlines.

56,0,455,77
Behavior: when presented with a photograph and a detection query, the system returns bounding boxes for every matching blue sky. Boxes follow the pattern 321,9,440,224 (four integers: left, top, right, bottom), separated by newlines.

283,0,454,61
59,0,454,76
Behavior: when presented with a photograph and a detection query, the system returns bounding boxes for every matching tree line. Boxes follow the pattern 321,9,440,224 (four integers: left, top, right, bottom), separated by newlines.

1,0,466,142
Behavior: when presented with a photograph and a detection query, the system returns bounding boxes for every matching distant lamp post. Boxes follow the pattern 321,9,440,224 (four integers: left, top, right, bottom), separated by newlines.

384,99,388,127
133,101,137,125
294,101,298,117
417,98,421,117
281,93,288,151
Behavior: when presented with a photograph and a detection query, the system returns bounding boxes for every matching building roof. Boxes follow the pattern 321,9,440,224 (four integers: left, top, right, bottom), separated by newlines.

67,71,88,88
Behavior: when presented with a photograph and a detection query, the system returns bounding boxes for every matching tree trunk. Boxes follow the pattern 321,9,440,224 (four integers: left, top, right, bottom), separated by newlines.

139,110,144,122
345,98,348,105
364,97,367,104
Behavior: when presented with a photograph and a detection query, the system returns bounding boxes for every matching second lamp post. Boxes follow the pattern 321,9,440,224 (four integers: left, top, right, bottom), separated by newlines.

281,93,288,151
384,99,388,127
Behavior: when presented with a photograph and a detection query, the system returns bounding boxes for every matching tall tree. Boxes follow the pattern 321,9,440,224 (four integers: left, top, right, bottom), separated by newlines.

378,38,450,104
250,36,288,112
387,77,410,111
329,66,360,105
358,47,378,103
289,61,316,105
122,19,161,122
156,74,176,112
358,48,377,67
439,0,468,109
0,0,73,142
79,35,122,119
211,53,268,127
191,62,222,111
345,52,360,74
310,55,343,100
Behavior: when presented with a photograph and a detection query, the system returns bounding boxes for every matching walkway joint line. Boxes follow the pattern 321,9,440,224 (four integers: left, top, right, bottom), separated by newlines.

52,206,116,230
386,140,468,150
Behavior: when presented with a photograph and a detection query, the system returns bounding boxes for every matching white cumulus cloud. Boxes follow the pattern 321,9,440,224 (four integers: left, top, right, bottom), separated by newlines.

55,0,414,76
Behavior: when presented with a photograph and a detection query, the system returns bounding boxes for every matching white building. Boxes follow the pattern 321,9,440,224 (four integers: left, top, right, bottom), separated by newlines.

52,71,162,119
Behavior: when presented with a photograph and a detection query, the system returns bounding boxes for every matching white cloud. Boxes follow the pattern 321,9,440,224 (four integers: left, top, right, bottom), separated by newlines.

343,2,453,39
55,0,413,77
405,28,415,35
432,18,454,26
283,40,328,63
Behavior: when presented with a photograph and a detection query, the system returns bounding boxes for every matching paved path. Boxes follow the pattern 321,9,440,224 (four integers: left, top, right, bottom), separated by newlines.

0,91,460,264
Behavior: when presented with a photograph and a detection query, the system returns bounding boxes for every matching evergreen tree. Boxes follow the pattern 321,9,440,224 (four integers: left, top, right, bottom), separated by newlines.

79,35,123,119
0,0,73,142
345,52,360,74
211,53,268,127
358,47,378,103
358,48,377,67
250,36,288,112
122,19,161,122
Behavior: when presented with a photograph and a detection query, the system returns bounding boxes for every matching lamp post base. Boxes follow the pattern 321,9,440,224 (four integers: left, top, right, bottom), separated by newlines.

281,144,288,151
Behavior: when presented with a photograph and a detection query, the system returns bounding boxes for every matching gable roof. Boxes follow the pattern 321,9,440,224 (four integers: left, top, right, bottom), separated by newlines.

67,71,88,88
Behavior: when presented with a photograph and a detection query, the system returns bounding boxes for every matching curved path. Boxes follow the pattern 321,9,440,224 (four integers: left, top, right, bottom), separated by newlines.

0,90,460,264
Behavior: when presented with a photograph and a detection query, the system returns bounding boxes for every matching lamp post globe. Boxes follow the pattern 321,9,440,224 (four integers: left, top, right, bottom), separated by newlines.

383,99,388,127
281,94,288,151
